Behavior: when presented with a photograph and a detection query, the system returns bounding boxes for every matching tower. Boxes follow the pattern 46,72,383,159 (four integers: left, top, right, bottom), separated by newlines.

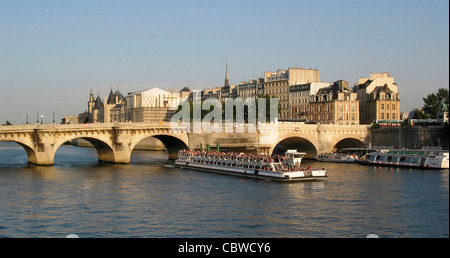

224,62,230,88
88,89,95,113
221,62,230,99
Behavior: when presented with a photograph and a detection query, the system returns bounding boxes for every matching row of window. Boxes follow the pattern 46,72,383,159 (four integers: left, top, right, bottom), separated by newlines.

380,103,396,110
380,113,397,120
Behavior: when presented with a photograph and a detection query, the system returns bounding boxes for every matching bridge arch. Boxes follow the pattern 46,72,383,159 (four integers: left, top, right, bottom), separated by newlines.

270,136,319,159
53,136,116,164
0,139,38,165
332,137,367,152
130,133,189,160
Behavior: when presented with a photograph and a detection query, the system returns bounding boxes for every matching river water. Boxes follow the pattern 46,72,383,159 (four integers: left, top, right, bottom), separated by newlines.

0,142,448,238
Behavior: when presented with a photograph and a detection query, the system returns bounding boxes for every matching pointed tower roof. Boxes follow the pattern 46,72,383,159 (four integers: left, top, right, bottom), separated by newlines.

115,90,125,102
107,89,115,105
180,87,190,92
89,89,95,102
224,62,230,88
94,96,103,110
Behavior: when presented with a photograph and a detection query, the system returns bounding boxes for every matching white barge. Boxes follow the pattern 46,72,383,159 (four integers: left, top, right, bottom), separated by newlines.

175,150,326,181
314,153,359,163
358,148,449,169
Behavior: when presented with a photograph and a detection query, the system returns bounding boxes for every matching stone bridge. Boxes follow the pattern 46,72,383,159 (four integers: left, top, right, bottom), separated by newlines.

0,122,370,165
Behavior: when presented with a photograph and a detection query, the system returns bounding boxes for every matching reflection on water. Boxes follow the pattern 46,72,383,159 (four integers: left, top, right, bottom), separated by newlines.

0,143,448,237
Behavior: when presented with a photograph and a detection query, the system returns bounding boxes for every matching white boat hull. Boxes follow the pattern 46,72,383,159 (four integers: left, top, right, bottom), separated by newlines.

359,150,449,169
175,160,326,181
314,157,357,163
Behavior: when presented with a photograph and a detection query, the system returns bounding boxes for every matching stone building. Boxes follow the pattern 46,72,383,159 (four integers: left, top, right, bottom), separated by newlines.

81,88,127,123
289,82,331,119
125,88,181,122
264,68,320,119
236,78,264,100
354,73,400,124
307,80,360,125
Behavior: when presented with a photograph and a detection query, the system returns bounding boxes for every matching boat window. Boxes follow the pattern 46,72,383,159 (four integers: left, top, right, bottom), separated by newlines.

368,155,377,161
419,158,427,166
294,153,305,159
376,155,386,162
410,157,420,164
387,156,397,162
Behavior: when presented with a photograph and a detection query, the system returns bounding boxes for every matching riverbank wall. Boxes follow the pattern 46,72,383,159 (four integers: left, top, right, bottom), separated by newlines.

370,126,449,149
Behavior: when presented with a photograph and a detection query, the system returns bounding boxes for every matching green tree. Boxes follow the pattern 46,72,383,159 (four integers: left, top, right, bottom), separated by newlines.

422,88,449,119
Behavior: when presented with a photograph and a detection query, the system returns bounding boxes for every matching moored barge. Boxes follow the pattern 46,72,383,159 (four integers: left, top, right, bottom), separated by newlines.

358,148,449,169
175,150,326,181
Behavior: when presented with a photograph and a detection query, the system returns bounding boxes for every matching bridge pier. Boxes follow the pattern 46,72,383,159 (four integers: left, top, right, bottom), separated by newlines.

28,150,55,166
27,143,56,166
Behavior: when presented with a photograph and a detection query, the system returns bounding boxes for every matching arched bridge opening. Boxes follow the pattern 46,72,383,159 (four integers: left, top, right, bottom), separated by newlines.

131,135,189,162
0,141,31,166
333,138,366,152
54,137,116,165
272,137,318,159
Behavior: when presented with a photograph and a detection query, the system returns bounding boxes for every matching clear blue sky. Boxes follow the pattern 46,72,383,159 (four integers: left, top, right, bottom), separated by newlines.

1,0,448,124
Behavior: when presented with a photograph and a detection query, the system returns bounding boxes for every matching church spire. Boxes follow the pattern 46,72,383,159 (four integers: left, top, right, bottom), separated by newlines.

90,88,95,102
224,62,229,88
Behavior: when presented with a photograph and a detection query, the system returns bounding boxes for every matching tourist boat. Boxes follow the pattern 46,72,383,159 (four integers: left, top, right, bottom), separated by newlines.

314,153,359,163
175,149,326,181
358,148,449,169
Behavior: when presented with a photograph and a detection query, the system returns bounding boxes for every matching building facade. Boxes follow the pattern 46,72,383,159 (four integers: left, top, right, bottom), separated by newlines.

236,78,264,99
289,82,331,119
264,68,320,119
307,80,359,125
126,88,181,122
354,73,400,124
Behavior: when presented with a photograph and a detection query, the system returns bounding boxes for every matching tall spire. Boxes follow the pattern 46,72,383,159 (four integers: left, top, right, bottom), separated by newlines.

89,88,95,102
224,61,229,88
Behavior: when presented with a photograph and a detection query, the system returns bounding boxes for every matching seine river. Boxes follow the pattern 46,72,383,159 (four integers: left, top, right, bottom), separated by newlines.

0,142,448,238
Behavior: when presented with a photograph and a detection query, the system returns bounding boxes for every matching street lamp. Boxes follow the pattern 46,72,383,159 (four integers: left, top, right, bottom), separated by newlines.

40,115,43,124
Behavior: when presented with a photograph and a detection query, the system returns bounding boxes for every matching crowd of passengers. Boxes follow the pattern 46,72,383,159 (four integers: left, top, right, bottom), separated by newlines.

178,150,310,172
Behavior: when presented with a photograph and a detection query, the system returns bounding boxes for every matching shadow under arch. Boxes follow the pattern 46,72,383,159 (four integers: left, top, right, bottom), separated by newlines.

54,137,116,164
131,134,189,160
333,138,367,152
272,137,318,159
0,141,36,165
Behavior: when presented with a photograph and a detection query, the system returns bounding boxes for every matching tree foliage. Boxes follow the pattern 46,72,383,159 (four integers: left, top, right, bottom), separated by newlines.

422,88,449,119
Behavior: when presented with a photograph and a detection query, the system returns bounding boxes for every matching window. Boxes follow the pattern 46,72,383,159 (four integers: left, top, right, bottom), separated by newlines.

381,104,385,110
392,104,396,110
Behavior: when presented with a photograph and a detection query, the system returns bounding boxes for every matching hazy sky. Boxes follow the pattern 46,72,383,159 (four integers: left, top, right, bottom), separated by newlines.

1,0,448,124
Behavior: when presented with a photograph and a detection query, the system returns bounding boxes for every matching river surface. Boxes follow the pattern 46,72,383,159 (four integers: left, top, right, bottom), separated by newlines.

0,142,448,238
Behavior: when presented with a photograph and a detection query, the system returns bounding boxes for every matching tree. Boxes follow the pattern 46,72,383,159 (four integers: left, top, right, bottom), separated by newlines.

2,121,12,126
412,109,430,119
422,88,449,119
